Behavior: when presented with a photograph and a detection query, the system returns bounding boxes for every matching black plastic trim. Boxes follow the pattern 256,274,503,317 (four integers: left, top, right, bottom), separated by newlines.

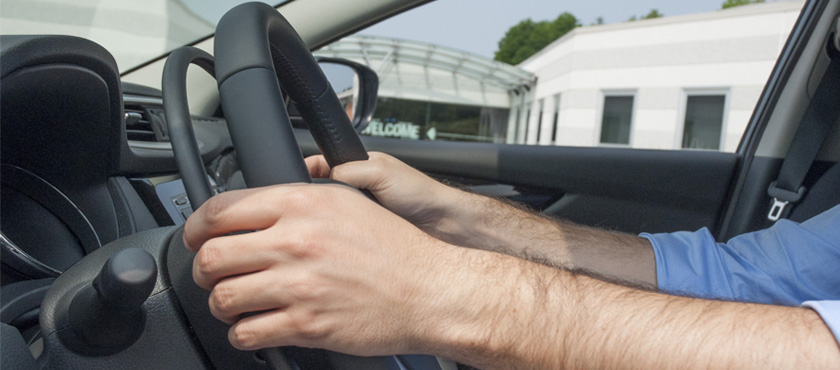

294,130,739,234
1,165,101,253
718,0,829,238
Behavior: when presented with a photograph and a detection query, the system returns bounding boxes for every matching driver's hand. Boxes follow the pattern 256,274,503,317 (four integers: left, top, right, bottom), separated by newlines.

305,152,477,245
181,183,483,356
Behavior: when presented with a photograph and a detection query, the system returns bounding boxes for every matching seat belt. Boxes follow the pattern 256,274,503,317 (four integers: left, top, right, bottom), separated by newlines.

766,26,840,222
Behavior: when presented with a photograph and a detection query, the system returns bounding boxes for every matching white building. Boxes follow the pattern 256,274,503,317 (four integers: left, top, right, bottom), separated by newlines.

316,35,533,142
511,1,804,152
1,0,804,150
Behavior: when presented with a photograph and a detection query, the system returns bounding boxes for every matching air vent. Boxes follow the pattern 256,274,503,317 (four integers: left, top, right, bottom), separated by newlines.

124,106,169,142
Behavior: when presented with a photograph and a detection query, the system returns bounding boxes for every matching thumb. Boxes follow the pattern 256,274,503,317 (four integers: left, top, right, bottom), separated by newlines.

329,159,389,193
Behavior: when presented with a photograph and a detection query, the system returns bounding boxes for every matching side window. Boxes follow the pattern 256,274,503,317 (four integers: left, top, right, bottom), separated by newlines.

317,1,801,152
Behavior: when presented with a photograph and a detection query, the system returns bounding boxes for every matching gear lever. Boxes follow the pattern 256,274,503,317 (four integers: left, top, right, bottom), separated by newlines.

67,248,157,354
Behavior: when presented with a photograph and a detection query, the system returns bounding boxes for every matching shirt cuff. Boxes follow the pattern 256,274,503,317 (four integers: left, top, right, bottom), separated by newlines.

801,300,840,346
640,228,735,300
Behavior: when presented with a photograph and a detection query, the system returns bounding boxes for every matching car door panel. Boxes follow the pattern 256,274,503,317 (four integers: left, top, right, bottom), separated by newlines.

295,130,739,235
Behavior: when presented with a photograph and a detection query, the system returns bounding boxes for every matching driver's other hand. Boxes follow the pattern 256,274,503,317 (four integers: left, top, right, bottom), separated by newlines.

181,183,466,356
305,152,465,238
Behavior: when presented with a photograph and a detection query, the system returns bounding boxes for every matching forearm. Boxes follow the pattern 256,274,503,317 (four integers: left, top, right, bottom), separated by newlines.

315,153,656,286
431,190,656,287
557,276,840,369
426,250,840,369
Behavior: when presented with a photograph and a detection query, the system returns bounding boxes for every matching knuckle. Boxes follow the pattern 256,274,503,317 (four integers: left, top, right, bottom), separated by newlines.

284,243,309,260
209,284,237,317
375,152,396,165
288,279,320,302
284,233,317,259
368,151,387,161
370,164,386,179
230,323,262,350
194,241,222,276
202,195,231,228
182,222,196,248
287,310,326,340
285,190,314,211
330,165,349,181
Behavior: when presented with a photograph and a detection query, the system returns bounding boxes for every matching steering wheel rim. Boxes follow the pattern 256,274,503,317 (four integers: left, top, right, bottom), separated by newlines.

161,46,216,211
214,2,368,189
161,3,452,370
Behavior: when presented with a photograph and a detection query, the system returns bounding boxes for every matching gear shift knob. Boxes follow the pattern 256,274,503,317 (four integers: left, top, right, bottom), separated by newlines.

68,248,157,354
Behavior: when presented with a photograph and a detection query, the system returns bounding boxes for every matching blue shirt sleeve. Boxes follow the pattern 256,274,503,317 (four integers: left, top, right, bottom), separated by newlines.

640,204,840,306
801,300,840,345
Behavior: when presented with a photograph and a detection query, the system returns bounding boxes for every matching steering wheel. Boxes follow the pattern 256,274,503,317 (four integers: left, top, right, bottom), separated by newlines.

215,2,369,187
32,3,451,369
159,3,453,370
27,4,455,369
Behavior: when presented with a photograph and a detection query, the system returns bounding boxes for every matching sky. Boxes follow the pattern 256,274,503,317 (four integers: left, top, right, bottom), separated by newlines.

361,0,757,59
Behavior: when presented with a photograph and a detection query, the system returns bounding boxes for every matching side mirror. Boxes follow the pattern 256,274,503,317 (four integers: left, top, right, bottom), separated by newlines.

287,58,378,133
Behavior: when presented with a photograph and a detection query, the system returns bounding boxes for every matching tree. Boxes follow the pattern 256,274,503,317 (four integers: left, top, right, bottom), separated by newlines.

629,9,663,22
642,9,663,19
494,12,578,65
721,0,765,9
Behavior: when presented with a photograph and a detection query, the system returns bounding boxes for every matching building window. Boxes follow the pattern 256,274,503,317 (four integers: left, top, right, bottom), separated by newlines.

364,98,504,142
600,96,634,145
512,108,521,143
551,94,560,144
536,100,544,144
682,95,725,150
523,108,531,144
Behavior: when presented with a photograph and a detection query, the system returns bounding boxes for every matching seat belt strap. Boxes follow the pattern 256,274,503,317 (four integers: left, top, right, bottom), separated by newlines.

767,28,840,222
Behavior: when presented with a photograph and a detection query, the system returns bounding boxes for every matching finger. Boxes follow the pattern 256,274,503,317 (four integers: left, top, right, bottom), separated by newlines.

183,186,301,251
228,308,323,351
208,272,291,324
304,155,331,178
329,156,391,192
192,230,282,290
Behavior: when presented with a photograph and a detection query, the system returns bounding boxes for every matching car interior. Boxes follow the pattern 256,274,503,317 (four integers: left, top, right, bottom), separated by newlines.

1,0,838,369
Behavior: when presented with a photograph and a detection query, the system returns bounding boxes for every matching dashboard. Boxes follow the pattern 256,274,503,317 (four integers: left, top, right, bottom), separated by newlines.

0,30,457,370
0,37,248,358
121,84,240,228
0,61,237,288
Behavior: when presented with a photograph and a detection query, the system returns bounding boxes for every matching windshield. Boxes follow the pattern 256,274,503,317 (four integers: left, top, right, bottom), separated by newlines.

0,0,288,72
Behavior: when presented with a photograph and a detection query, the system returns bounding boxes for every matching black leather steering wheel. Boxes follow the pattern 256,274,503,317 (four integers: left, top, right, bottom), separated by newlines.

159,3,452,370
162,46,216,210
29,5,450,368
214,3,368,186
